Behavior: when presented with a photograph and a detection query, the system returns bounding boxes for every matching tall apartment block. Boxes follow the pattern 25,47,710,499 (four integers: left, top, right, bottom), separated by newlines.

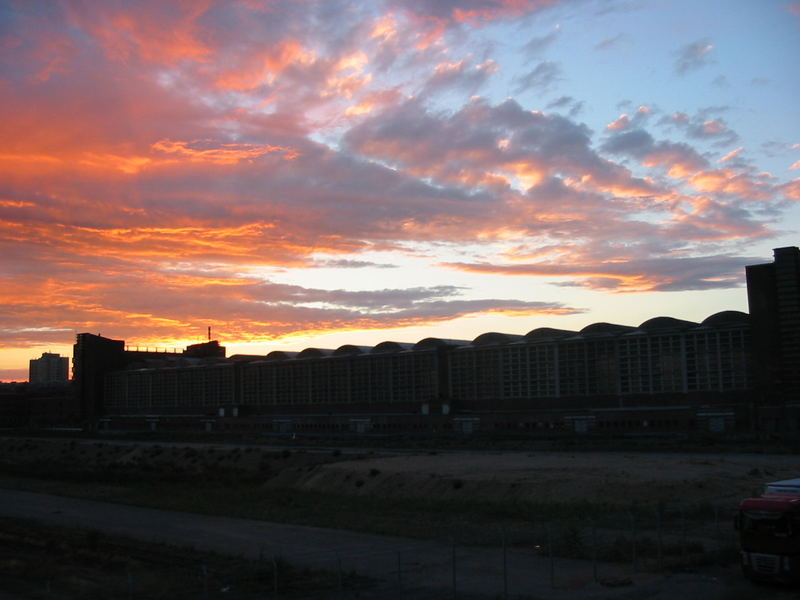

746,246,800,403
29,352,69,384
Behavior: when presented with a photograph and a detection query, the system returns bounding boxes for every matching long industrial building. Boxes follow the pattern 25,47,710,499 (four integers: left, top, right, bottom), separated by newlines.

74,247,800,436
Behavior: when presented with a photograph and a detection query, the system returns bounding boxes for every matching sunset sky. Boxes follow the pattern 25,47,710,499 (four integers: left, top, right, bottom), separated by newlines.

1,0,799,381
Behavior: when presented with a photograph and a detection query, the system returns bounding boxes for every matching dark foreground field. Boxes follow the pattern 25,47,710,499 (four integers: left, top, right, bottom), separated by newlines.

0,517,364,599
0,437,798,599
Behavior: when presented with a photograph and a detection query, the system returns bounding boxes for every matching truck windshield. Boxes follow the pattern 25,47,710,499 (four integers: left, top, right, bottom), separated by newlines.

765,485,800,495
741,511,798,537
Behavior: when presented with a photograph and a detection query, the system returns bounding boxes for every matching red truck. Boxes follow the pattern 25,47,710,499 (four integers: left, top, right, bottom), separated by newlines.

737,478,800,583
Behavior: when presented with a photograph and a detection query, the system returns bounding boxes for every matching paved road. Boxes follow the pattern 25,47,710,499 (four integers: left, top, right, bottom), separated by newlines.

0,488,767,600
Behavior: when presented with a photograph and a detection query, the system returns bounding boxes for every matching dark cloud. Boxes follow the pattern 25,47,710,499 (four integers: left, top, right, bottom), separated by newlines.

315,259,399,269
594,33,626,51
446,254,753,292
420,58,497,97
389,0,563,23
674,39,715,74
546,95,583,116
522,29,561,56
659,108,739,147
0,265,581,346
512,60,562,93
601,128,709,175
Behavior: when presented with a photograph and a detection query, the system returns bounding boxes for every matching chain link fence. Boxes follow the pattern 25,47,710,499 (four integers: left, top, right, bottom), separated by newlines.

248,502,742,599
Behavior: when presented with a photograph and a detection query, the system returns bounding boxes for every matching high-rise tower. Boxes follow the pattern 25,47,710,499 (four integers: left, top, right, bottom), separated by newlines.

746,246,800,403
28,352,69,384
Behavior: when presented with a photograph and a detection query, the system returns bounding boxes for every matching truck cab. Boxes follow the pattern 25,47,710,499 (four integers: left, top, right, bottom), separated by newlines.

737,478,800,583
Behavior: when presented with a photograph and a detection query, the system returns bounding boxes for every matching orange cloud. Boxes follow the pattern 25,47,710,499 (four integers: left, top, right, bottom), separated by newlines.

151,139,300,165
64,2,214,65
370,13,399,41
215,40,315,90
719,147,744,163
345,87,404,116
689,169,771,199
781,179,800,200
606,114,630,131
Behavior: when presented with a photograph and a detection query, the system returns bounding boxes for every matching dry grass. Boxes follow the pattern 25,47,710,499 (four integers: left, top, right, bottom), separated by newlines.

0,516,357,599
0,437,791,555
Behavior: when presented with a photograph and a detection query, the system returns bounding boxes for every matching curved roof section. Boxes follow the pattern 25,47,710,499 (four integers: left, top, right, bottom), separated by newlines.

372,341,415,354
580,322,637,336
228,354,265,363
266,350,300,361
701,310,750,328
334,344,372,356
524,327,577,341
298,348,335,358
414,337,471,351
638,316,699,331
472,332,526,346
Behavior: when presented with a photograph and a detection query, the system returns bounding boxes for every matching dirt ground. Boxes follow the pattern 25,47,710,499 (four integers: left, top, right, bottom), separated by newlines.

1,436,797,507
267,450,799,508
1,436,797,508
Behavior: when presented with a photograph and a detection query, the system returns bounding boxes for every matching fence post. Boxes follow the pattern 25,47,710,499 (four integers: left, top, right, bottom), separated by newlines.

681,508,687,562
502,530,508,599
272,556,279,595
337,553,343,590
452,539,457,600
547,526,555,589
631,511,637,573
656,507,663,571
591,518,598,583
397,551,402,587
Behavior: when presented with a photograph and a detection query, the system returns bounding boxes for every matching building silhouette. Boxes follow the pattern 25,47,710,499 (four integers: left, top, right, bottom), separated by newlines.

72,334,224,420
71,246,800,435
746,246,800,403
29,352,69,384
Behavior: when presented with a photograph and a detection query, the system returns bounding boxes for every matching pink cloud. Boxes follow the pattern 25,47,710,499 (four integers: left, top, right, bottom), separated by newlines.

688,169,772,200
607,114,631,131
780,179,800,200
719,147,744,163
661,109,739,146
0,0,794,356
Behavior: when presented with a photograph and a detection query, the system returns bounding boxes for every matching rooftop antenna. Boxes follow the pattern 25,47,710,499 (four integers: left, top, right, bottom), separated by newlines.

208,326,211,341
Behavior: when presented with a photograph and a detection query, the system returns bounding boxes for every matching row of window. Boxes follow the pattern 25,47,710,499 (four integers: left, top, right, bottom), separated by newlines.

450,330,751,401
104,327,752,412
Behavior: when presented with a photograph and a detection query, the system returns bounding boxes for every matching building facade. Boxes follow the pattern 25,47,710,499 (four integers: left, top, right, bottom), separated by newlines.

747,246,800,403
95,310,754,434
29,352,69,384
